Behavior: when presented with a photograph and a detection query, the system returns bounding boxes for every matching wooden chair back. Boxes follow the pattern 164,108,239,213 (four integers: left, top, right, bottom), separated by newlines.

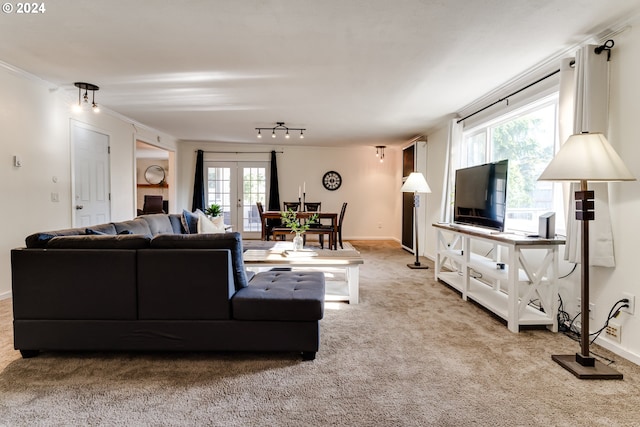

283,202,300,211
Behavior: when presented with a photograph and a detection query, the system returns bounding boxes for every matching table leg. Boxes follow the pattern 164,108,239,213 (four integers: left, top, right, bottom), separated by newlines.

346,265,359,304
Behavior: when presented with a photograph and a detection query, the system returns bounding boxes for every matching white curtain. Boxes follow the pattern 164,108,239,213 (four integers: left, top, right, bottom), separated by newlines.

442,118,463,222
560,45,616,267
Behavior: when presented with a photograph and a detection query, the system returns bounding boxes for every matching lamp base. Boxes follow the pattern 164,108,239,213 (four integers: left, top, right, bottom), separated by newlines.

552,354,623,380
407,263,429,270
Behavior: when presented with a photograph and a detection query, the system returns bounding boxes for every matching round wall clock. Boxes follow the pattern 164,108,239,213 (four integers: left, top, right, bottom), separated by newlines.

322,170,342,191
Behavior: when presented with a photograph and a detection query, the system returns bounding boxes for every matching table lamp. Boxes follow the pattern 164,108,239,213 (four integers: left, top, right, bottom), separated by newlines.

538,132,635,379
401,172,432,269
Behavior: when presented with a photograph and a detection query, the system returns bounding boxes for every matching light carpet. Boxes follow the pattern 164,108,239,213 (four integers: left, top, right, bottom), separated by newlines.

1,240,640,426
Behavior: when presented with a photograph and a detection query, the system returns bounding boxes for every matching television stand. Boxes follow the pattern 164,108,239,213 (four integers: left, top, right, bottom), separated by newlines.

433,223,565,333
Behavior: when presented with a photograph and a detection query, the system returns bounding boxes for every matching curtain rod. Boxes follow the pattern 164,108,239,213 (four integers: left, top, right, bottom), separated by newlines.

456,68,562,124
198,150,284,154
457,40,615,125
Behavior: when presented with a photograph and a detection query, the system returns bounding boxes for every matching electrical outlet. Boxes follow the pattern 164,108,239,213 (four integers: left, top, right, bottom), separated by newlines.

605,321,622,343
577,298,596,319
621,293,635,315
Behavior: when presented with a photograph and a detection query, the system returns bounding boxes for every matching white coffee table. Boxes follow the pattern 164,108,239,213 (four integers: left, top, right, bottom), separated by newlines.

243,246,364,304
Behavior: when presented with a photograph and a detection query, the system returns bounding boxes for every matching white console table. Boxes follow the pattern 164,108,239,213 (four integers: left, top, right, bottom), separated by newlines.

433,223,565,333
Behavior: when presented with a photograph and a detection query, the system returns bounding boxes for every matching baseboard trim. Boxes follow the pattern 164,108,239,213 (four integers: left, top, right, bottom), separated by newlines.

0,290,12,301
343,236,398,241
594,336,640,367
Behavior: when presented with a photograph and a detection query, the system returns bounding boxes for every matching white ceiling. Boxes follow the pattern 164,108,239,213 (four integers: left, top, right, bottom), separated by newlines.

2,0,640,147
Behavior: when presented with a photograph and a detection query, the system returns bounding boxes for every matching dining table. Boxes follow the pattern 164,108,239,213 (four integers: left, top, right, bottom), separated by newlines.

260,210,338,248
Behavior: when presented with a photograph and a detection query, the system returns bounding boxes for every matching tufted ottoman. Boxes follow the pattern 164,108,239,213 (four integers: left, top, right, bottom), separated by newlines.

232,271,325,321
232,271,325,360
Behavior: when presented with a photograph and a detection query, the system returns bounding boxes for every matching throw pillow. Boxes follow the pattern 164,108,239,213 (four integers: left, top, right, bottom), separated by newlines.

181,209,199,234
196,211,226,234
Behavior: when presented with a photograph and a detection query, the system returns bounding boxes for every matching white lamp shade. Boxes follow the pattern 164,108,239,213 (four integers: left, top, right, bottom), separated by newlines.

538,133,635,182
401,172,432,193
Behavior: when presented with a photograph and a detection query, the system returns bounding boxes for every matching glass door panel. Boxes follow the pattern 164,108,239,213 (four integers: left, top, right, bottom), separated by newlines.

206,166,232,226
205,161,267,239
240,166,266,235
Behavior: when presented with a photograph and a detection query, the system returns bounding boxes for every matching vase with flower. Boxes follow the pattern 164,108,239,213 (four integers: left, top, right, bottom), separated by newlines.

280,209,318,251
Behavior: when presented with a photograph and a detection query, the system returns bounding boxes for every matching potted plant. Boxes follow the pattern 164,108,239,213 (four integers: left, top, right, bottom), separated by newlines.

205,203,223,218
280,209,318,251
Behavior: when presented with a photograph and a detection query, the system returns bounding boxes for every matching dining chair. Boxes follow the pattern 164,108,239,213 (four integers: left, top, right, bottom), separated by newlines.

336,202,348,249
302,201,325,246
283,201,300,212
304,202,321,212
256,201,273,241
316,202,347,249
142,195,165,214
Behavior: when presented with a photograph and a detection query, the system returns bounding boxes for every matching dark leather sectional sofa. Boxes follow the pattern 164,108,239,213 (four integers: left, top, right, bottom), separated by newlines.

11,213,325,360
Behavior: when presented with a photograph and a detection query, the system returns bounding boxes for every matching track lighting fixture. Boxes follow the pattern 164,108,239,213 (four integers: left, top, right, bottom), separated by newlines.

376,146,386,163
255,122,306,139
73,82,100,113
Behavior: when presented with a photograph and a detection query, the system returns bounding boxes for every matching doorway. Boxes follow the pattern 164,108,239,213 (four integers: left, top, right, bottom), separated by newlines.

402,144,415,252
71,121,111,227
204,161,268,239
135,140,172,215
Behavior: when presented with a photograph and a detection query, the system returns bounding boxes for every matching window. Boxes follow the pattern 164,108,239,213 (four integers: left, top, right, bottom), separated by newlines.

458,94,562,233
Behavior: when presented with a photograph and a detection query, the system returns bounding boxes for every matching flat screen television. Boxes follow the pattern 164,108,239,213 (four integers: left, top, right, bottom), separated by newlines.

453,159,508,232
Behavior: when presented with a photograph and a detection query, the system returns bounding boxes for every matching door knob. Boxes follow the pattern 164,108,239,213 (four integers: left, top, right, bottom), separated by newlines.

75,205,84,210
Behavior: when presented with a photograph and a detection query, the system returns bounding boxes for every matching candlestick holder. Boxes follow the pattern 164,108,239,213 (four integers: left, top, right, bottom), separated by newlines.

302,193,306,211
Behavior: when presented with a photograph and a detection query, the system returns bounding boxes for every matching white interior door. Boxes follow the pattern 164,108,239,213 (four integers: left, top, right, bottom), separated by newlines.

205,161,268,239
71,122,111,227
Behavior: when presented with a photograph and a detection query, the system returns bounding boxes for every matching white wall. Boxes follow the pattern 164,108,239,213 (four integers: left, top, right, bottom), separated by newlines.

424,19,640,364
0,65,178,298
176,141,402,241
594,20,640,362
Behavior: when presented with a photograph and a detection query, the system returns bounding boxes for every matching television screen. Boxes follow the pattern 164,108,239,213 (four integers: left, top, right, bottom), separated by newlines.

453,159,508,232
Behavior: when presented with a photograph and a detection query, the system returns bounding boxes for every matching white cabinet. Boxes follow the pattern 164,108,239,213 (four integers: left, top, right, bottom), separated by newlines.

433,223,565,333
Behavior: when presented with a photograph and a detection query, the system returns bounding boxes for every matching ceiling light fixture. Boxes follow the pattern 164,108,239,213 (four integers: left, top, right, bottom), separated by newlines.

376,146,386,163
256,122,306,139
73,82,100,113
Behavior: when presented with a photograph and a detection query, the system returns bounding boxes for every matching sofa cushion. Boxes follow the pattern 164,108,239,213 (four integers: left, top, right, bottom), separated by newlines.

232,271,325,321
46,234,151,249
85,223,117,235
140,214,174,235
113,218,152,236
181,209,199,234
150,232,249,289
25,228,85,248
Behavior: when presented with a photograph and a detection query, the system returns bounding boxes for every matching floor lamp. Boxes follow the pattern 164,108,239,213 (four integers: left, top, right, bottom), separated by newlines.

538,132,635,379
401,172,432,269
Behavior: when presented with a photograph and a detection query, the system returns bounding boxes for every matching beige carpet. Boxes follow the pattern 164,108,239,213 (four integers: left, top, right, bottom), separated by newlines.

1,240,640,426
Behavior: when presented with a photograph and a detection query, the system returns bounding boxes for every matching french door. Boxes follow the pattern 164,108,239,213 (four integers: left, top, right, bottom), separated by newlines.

205,161,268,239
